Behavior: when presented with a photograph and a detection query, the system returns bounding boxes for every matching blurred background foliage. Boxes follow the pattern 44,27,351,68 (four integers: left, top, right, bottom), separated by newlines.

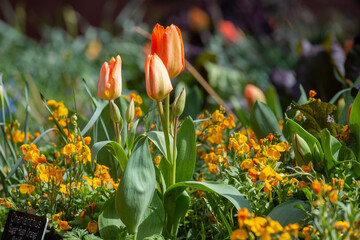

0,0,360,131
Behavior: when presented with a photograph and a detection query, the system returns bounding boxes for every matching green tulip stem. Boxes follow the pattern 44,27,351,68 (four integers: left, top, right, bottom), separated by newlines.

172,116,179,181
157,96,174,185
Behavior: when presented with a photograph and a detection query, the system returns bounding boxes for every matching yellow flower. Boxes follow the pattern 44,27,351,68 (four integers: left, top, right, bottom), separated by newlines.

240,159,253,170
264,180,272,196
84,136,91,145
19,184,35,195
62,143,76,156
208,163,218,173
154,156,161,166
231,229,248,240
329,190,338,203
86,220,98,234
60,184,67,194
279,232,291,240
334,221,349,233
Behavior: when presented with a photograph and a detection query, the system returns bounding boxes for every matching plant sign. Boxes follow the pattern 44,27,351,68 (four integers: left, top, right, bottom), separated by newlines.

1,210,48,240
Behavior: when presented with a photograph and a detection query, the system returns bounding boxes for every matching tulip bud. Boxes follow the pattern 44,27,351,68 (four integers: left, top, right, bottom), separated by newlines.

145,54,173,102
110,100,122,123
292,131,312,166
151,24,185,79
97,55,122,100
126,98,135,123
172,87,186,117
244,84,266,109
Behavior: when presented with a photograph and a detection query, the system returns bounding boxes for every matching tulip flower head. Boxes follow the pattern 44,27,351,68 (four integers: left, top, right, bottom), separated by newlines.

151,24,185,79
97,55,122,100
145,54,173,102
244,84,266,109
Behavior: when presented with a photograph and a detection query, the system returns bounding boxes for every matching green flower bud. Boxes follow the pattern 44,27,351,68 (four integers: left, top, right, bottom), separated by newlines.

110,100,122,123
292,131,312,166
126,98,135,123
172,87,186,117
71,114,77,125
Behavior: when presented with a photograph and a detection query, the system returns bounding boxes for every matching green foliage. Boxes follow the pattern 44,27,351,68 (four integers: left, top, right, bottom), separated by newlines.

290,101,341,139
267,200,310,227
115,137,156,234
175,117,196,183
250,101,286,142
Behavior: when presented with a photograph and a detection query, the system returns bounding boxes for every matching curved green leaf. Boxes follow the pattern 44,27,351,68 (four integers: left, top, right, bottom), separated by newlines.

176,117,196,183
349,91,360,158
81,100,108,136
285,118,324,164
250,101,286,142
268,200,310,227
98,197,125,240
320,129,342,170
115,137,156,234
165,181,251,211
147,131,173,164
91,141,128,172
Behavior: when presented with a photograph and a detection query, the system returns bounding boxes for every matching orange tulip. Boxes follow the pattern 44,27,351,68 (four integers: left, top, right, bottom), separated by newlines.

151,24,185,79
244,84,266,108
145,54,173,102
97,55,122,100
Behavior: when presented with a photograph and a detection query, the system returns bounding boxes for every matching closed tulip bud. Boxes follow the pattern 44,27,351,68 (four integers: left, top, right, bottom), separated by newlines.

145,54,173,102
151,24,185,79
244,84,266,109
172,87,186,117
292,131,312,166
97,55,122,100
126,98,135,123
110,100,122,123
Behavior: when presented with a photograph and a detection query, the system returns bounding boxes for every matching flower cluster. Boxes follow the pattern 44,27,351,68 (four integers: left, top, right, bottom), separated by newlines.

231,208,299,240
230,132,289,196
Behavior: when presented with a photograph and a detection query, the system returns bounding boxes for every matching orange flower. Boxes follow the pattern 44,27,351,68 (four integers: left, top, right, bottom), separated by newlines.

312,180,322,194
86,220,98,234
97,55,122,100
58,220,72,230
231,228,248,240
244,84,266,109
151,24,185,79
145,54,173,102
218,20,240,43
309,90,317,98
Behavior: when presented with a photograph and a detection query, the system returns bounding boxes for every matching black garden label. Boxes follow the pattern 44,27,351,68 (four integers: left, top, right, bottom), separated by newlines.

1,210,48,240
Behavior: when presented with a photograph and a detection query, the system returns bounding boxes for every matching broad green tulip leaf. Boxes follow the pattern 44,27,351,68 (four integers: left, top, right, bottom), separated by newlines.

320,129,342,170
329,88,351,104
268,200,310,227
115,137,156,234
165,181,251,211
144,235,165,240
349,91,360,157
176,117,196,183
147,131,173,164
285,118,324,165
265,85,283,120
126,119,139,152
290,101,341,139
159,155,171,188
98,197,125,240
99,194,164,240
91,141,128,172
81,100,108,136
250,101,286,142
137,193,164,240
164,190,190,237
